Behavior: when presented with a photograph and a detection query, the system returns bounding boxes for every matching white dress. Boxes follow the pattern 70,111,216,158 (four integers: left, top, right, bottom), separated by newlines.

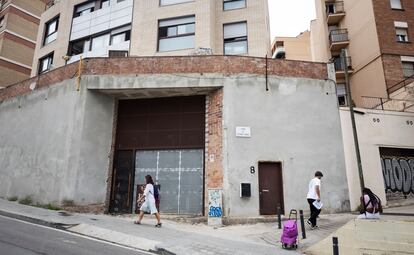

140,183,158,214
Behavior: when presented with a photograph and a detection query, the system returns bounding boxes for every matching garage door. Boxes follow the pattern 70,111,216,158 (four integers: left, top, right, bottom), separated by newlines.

134,149,204,215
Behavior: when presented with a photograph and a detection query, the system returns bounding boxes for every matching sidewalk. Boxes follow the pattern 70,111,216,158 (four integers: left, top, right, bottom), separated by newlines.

1,198,408,255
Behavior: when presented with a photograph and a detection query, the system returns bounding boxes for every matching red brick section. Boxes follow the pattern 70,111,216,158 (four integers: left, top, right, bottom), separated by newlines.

0,58,31,75
3,32,36,49
205,89,223,215
0,56,328,102
372,0,414,91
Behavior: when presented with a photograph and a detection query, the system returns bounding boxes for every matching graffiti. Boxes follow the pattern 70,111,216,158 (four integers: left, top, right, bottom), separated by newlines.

208,206,223,217
208,189,222,218
380,147,414,195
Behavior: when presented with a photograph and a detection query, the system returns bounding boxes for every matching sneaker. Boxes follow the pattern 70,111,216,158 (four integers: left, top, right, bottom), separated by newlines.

306,220,314,229
155,223,162,228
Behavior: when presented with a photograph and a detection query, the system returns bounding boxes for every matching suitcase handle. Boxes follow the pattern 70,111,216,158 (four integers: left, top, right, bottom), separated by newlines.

289,209,298,220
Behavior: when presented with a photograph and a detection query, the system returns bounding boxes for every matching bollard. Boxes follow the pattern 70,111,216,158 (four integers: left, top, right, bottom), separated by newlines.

299,210,306,239
277,205,281,229
333,237,339,255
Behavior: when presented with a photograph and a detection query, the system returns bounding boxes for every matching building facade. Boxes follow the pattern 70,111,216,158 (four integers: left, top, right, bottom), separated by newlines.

31,0,271,76
0,0,46,88
271,31,312,61
311,0,414,109
0,56,351,217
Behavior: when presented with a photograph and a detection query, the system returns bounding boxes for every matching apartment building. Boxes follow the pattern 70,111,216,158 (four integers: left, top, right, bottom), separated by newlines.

271,31,312,61
0,0,46,88
31,0,271,76
311,0,414,107
310,0,414,209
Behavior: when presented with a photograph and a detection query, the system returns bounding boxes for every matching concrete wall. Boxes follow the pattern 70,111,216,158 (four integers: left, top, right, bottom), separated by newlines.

340,108,414,210
0,79,114,204
222,76,350,216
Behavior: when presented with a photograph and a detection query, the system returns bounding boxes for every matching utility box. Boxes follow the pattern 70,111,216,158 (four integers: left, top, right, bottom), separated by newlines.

240,183,251,197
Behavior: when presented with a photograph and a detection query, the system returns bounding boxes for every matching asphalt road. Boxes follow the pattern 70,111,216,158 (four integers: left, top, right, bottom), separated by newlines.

0,215,150,255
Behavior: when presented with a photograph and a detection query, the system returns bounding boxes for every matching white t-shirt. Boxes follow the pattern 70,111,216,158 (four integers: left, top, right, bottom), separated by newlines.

307,177,321,200
143,183,155,203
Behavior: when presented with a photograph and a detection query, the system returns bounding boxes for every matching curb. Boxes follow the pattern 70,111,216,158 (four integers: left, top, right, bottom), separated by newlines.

0,209,175,255
0,209,71,230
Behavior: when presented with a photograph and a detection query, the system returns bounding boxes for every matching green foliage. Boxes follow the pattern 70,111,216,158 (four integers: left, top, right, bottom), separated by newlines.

18,196,33,205
34,203,61,211
7,196,18,202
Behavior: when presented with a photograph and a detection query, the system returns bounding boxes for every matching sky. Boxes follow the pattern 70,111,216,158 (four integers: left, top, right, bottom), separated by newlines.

268,0,316,39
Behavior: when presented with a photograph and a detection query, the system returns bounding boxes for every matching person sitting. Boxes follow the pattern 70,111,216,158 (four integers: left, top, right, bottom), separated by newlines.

357,188,382,219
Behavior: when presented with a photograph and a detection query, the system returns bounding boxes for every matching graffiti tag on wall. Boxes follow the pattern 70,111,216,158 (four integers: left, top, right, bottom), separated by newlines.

380,147,414,195
208,189,222,218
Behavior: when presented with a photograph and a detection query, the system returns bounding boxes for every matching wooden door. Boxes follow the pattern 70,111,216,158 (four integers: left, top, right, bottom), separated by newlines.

258,162,284,215
110,150,134,213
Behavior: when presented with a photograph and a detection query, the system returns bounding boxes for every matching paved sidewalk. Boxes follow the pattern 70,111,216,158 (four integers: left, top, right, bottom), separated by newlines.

3,199,410,255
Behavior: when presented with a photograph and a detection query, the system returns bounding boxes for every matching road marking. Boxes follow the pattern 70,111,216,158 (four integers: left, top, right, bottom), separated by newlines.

0,215,155,254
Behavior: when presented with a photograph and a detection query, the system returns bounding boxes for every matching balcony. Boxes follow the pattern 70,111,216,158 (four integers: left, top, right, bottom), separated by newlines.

329,29,349,51
326,1,345,25
333,56,353,78
272,46,285,59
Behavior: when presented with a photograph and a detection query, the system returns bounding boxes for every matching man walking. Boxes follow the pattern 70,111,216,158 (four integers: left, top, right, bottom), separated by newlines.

306,171,323,229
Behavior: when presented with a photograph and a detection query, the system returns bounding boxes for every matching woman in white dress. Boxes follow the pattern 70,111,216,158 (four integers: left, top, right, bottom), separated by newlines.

134,175,162,227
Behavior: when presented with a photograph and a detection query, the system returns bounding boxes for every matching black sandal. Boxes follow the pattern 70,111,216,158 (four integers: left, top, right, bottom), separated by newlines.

155,223,162,228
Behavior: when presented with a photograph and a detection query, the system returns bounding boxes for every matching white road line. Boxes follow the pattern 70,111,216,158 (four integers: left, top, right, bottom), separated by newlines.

0,215,155,254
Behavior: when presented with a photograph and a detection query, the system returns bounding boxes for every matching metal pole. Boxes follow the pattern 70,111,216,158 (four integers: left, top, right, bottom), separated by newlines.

265,55,269,91
277,204,281,229
299,210,306,239
341,49,365,192
333,237,339,255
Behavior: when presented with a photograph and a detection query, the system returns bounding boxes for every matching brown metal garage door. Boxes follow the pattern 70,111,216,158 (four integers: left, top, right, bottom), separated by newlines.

110,96,205,214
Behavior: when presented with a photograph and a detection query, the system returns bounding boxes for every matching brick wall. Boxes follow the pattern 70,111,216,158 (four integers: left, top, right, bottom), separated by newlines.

372,0,414,91
205,89,223,215
0,56,328,102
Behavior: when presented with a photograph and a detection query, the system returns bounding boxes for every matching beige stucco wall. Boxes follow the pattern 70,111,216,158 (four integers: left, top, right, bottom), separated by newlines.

340,108,414,210
275,31,312,61
310,1,330,62
311,0,387,105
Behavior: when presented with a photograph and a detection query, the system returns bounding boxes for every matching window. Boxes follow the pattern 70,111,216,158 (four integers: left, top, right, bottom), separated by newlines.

38,53,53,74
158,16,195,52
117,0,126,2
337,84,347,106
402,62,414,77
223,0,246,10
395,21,409,42
91,33,110,51
43,16,59,45
390,0,402,9
68,38,90,56
101,0,109,8
223,21,247,55
160,0,193,6
396,27,409,42
74,1,95,17
111,30,130,45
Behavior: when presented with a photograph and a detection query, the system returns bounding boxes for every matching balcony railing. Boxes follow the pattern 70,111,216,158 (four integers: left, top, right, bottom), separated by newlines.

326,1,345,15
329,29,349,43
333,56,352,71
361,96,414,112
